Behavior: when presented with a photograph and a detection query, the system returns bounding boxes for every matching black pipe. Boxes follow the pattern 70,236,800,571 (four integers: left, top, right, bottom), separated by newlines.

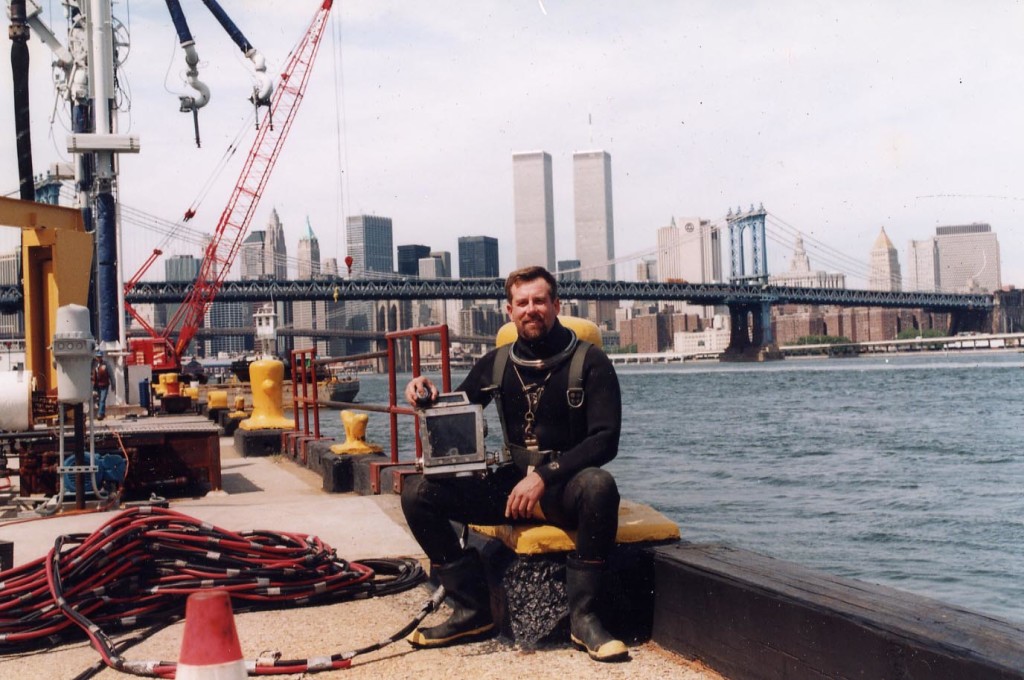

9,0,35,201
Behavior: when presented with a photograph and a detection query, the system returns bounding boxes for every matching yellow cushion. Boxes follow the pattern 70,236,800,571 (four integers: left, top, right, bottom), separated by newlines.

470,500,680,555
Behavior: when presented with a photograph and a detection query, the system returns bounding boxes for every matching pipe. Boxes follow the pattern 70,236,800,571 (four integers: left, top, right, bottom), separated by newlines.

9,0,35,201
96,192,119,343
164,0,210,111
198,0,271,104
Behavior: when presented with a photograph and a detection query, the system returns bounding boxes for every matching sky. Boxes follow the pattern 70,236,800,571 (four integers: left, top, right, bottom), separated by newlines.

1,1,1023,288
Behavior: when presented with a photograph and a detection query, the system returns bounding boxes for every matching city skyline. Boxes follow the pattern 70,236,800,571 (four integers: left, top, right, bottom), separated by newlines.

1,3,1023,287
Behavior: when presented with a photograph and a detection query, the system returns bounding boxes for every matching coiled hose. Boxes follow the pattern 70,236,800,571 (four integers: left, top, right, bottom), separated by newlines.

0,506,439,677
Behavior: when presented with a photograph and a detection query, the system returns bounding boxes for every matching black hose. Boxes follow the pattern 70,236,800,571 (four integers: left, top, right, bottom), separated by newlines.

9,0,35,201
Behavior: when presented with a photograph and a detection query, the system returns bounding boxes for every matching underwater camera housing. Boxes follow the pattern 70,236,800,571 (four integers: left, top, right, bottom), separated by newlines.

417,392,494,477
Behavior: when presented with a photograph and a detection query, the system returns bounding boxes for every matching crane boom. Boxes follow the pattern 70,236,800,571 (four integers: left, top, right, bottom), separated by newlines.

149,1,333,368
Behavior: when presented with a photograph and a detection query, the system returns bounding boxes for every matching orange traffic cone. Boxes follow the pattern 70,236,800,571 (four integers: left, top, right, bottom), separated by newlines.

176,590,247,680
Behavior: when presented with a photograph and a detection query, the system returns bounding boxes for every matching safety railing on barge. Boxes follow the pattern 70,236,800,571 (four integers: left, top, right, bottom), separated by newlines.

283,325,455,486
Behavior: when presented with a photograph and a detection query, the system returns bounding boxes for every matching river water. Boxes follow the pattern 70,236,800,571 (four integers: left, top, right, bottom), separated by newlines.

319,351,1024,624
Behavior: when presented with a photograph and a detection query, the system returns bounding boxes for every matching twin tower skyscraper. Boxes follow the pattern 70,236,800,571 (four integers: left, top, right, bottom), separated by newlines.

512,150,615,282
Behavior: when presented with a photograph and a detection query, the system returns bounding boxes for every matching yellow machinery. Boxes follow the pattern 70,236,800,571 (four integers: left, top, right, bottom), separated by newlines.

0,197,92,394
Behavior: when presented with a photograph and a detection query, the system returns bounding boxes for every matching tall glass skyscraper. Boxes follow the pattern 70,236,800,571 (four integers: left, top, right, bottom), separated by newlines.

512,151,555,271
345,215,394,353
397,244,431,276
346,215,394,276
458,236,499,278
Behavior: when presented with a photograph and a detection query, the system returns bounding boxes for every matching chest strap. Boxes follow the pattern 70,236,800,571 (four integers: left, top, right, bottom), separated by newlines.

490,340,592,449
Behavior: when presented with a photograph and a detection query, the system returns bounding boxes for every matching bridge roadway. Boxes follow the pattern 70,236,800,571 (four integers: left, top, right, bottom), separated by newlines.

0,278,992,311
1,277,986,310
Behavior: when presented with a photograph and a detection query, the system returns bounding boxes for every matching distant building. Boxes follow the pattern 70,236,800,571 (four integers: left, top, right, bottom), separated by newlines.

264,208,288,280
346,215,394,353
655,216,722,321
636,259,657,282
557,259,581,282
937,223,1002,292
512,151,555,270
573,150,615,281
319,256,345,357
458,236,499,278
240,231,267,280
160,254,201,336
294,218,327,354
237,210,291,354
397,244,431,277
430,251,452,279
573,150,617,327
418,255,448,280
868,227,902,292
906,238,939,292
656,216,721,284
768,235,845,288
346,215,394,276
204,302,248,357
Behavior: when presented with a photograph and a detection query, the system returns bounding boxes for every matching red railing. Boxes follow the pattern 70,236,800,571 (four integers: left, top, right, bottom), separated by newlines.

385,324,453,463
283,327,453,466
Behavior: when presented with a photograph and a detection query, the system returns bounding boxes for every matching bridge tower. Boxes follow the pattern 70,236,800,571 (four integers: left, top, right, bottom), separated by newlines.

723,204,781,361
727,204,768,284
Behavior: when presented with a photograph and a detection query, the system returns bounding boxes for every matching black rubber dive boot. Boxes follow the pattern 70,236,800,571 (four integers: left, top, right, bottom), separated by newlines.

566,554,629,662
408,549,495,648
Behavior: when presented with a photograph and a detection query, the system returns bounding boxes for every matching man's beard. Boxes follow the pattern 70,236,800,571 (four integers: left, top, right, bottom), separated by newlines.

518,316,549,340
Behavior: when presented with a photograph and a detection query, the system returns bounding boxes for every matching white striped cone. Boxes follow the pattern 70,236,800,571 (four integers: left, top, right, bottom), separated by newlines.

176,590,247,680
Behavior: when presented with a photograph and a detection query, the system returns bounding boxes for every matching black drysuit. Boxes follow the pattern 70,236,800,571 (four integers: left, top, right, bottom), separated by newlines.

401,320,622,564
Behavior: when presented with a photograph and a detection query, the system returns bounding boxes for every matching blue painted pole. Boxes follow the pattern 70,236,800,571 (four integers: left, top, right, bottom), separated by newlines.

96,191,118,343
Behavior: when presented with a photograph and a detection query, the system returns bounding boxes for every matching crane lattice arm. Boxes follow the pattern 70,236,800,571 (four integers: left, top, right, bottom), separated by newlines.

162,0,333,363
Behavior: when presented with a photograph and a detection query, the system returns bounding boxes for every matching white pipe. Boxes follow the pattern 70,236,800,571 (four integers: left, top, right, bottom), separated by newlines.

180,43,210,110
88,0,115,179
246,48,273,103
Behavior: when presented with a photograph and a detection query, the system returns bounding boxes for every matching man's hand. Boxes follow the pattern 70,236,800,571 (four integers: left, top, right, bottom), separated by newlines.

405,375,438,407
505,472,545,519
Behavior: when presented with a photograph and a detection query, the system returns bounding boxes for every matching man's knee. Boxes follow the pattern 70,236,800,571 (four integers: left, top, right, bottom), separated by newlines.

576,467,619,505
400,473,428,518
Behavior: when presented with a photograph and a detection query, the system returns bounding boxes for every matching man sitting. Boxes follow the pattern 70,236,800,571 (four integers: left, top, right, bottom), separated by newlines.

401,265,627,662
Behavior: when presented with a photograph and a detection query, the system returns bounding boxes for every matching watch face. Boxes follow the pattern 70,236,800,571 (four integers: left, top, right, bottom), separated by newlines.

685,222,695,233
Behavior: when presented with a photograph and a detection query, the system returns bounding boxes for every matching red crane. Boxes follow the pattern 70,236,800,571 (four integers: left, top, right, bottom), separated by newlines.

126,1,334,372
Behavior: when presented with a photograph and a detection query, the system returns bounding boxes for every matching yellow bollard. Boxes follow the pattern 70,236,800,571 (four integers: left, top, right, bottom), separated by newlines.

154,372,179,397
330,410,382,454
207,390,228,410
238,359,295,431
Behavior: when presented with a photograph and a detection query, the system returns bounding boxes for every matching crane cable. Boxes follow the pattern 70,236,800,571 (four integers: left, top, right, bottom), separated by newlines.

0,505,435,677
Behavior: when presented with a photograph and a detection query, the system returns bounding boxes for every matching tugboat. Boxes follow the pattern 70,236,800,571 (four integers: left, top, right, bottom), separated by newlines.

321,373,360,404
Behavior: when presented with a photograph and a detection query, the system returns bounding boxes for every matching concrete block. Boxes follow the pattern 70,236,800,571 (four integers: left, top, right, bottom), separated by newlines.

352,453,390,495
233,428,286,457
219,411,247,437
320,452,354,493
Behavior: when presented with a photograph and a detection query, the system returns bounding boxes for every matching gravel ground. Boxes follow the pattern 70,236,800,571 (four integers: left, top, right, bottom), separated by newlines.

0,584,722,679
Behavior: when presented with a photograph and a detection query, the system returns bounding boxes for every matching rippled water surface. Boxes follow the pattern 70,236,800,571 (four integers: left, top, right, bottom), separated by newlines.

322,351,1024,623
